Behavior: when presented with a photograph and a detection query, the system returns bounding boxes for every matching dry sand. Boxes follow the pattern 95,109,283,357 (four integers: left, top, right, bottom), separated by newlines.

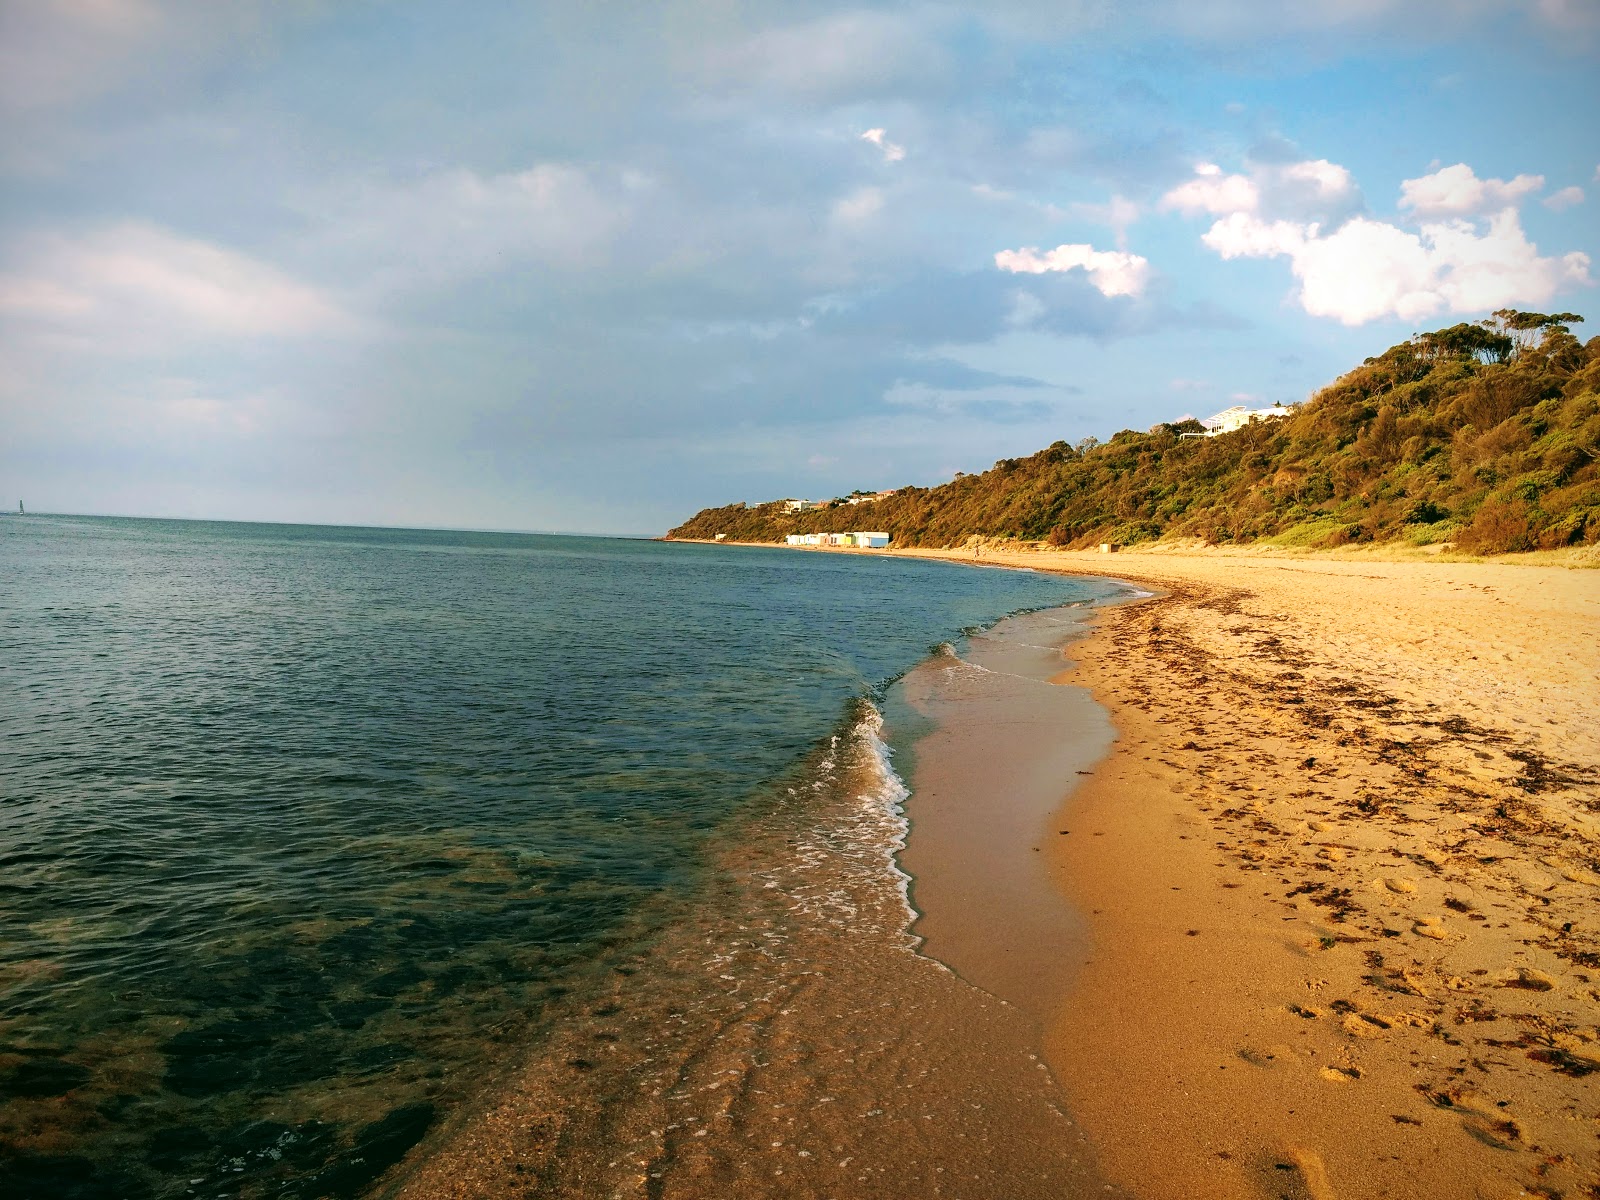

894,546,1599,1200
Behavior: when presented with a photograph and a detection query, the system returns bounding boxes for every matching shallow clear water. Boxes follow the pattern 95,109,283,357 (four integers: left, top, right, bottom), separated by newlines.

0,516,1119,1199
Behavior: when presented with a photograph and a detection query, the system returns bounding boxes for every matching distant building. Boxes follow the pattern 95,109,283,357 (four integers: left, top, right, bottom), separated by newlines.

1200,403,1295,436
782,498,831,512
784,532,891,549
844,489,899,506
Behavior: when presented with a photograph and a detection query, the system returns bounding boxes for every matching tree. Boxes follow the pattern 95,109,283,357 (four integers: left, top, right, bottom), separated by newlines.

1486,310,1587,355
1415,323,1513,364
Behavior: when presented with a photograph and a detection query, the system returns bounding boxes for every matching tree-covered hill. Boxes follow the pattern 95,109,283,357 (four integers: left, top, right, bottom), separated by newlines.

667,313,1600,555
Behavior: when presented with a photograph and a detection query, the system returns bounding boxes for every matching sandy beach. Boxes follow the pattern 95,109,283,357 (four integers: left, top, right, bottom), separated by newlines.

391,538,1597,1199
891,545,1600,1200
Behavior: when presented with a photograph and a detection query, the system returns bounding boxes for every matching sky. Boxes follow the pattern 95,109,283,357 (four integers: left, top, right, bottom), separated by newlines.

1,0,1597,535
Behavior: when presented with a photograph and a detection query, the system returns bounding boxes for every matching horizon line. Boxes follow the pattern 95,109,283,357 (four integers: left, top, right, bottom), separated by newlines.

2,509,661,541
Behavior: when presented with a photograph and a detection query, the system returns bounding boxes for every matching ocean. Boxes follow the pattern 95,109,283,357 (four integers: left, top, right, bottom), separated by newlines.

0,516,1123,1199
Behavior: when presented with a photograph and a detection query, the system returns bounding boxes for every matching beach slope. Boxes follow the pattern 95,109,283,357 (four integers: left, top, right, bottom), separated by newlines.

912,548,1598,1200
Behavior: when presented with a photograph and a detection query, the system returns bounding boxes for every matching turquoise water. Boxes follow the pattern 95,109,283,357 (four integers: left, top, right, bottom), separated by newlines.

0,516,1118,1198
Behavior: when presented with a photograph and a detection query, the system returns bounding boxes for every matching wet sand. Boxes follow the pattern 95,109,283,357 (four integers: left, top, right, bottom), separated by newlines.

896,547,1600,1200
400,540,1597,1197
888,607,1111,1026
389,703,1125,1200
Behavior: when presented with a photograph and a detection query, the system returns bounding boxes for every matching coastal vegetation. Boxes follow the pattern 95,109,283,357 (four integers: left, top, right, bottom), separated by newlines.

668,312,1600,555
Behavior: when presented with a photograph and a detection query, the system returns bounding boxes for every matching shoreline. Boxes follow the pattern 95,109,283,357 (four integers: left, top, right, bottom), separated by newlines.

390,540,1596,1197
683,538,1599,1196
912,546,1599,1198
886,604,1114,1029
383,576,1130,1199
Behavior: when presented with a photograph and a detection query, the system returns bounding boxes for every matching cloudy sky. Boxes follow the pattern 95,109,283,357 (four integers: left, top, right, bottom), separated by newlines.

2,1,1596,534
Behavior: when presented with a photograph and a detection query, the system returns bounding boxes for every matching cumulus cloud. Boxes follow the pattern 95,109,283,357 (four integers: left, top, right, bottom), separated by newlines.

1201,208,1591,325
861,128,906,163
1172,152,1592,324
994,243,1152,297
1162,163,1260,215
1161,158,1361,225
1544,185,1585,211
1399,163,1544,217
0,222,354,348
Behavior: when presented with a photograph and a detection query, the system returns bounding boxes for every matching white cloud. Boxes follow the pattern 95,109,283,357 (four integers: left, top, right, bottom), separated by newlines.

861,128,906,163
1201,213,1305,258
1161,158,1360,224
1201,208,1592,325
1399,163,1544,217
1276,159,1360,207
0,223,354,348
1162,163,1259,215
994,242,1152,298
1544,185,1585,211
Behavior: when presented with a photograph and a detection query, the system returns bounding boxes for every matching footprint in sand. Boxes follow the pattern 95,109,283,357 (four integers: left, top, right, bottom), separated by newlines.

1382,877,1417,894
1339,1012,1392,1039
1290,1146,1335,1200
1422,1087,1527,1152
1255,1145,1336,1200
1412,918,1448,940
1237,1044,1301,1069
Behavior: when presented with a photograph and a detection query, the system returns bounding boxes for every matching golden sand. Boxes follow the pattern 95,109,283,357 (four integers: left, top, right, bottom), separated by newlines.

403,539,1596,1197
899,546,1600,1200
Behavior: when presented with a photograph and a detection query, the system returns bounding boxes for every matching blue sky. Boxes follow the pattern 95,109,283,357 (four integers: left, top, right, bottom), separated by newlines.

2,1,1596,534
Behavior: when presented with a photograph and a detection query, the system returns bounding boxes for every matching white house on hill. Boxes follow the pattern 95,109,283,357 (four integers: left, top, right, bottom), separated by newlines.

1200,403,1296,436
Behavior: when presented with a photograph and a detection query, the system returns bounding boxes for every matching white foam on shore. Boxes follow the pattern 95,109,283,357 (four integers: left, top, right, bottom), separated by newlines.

850,702,918,936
